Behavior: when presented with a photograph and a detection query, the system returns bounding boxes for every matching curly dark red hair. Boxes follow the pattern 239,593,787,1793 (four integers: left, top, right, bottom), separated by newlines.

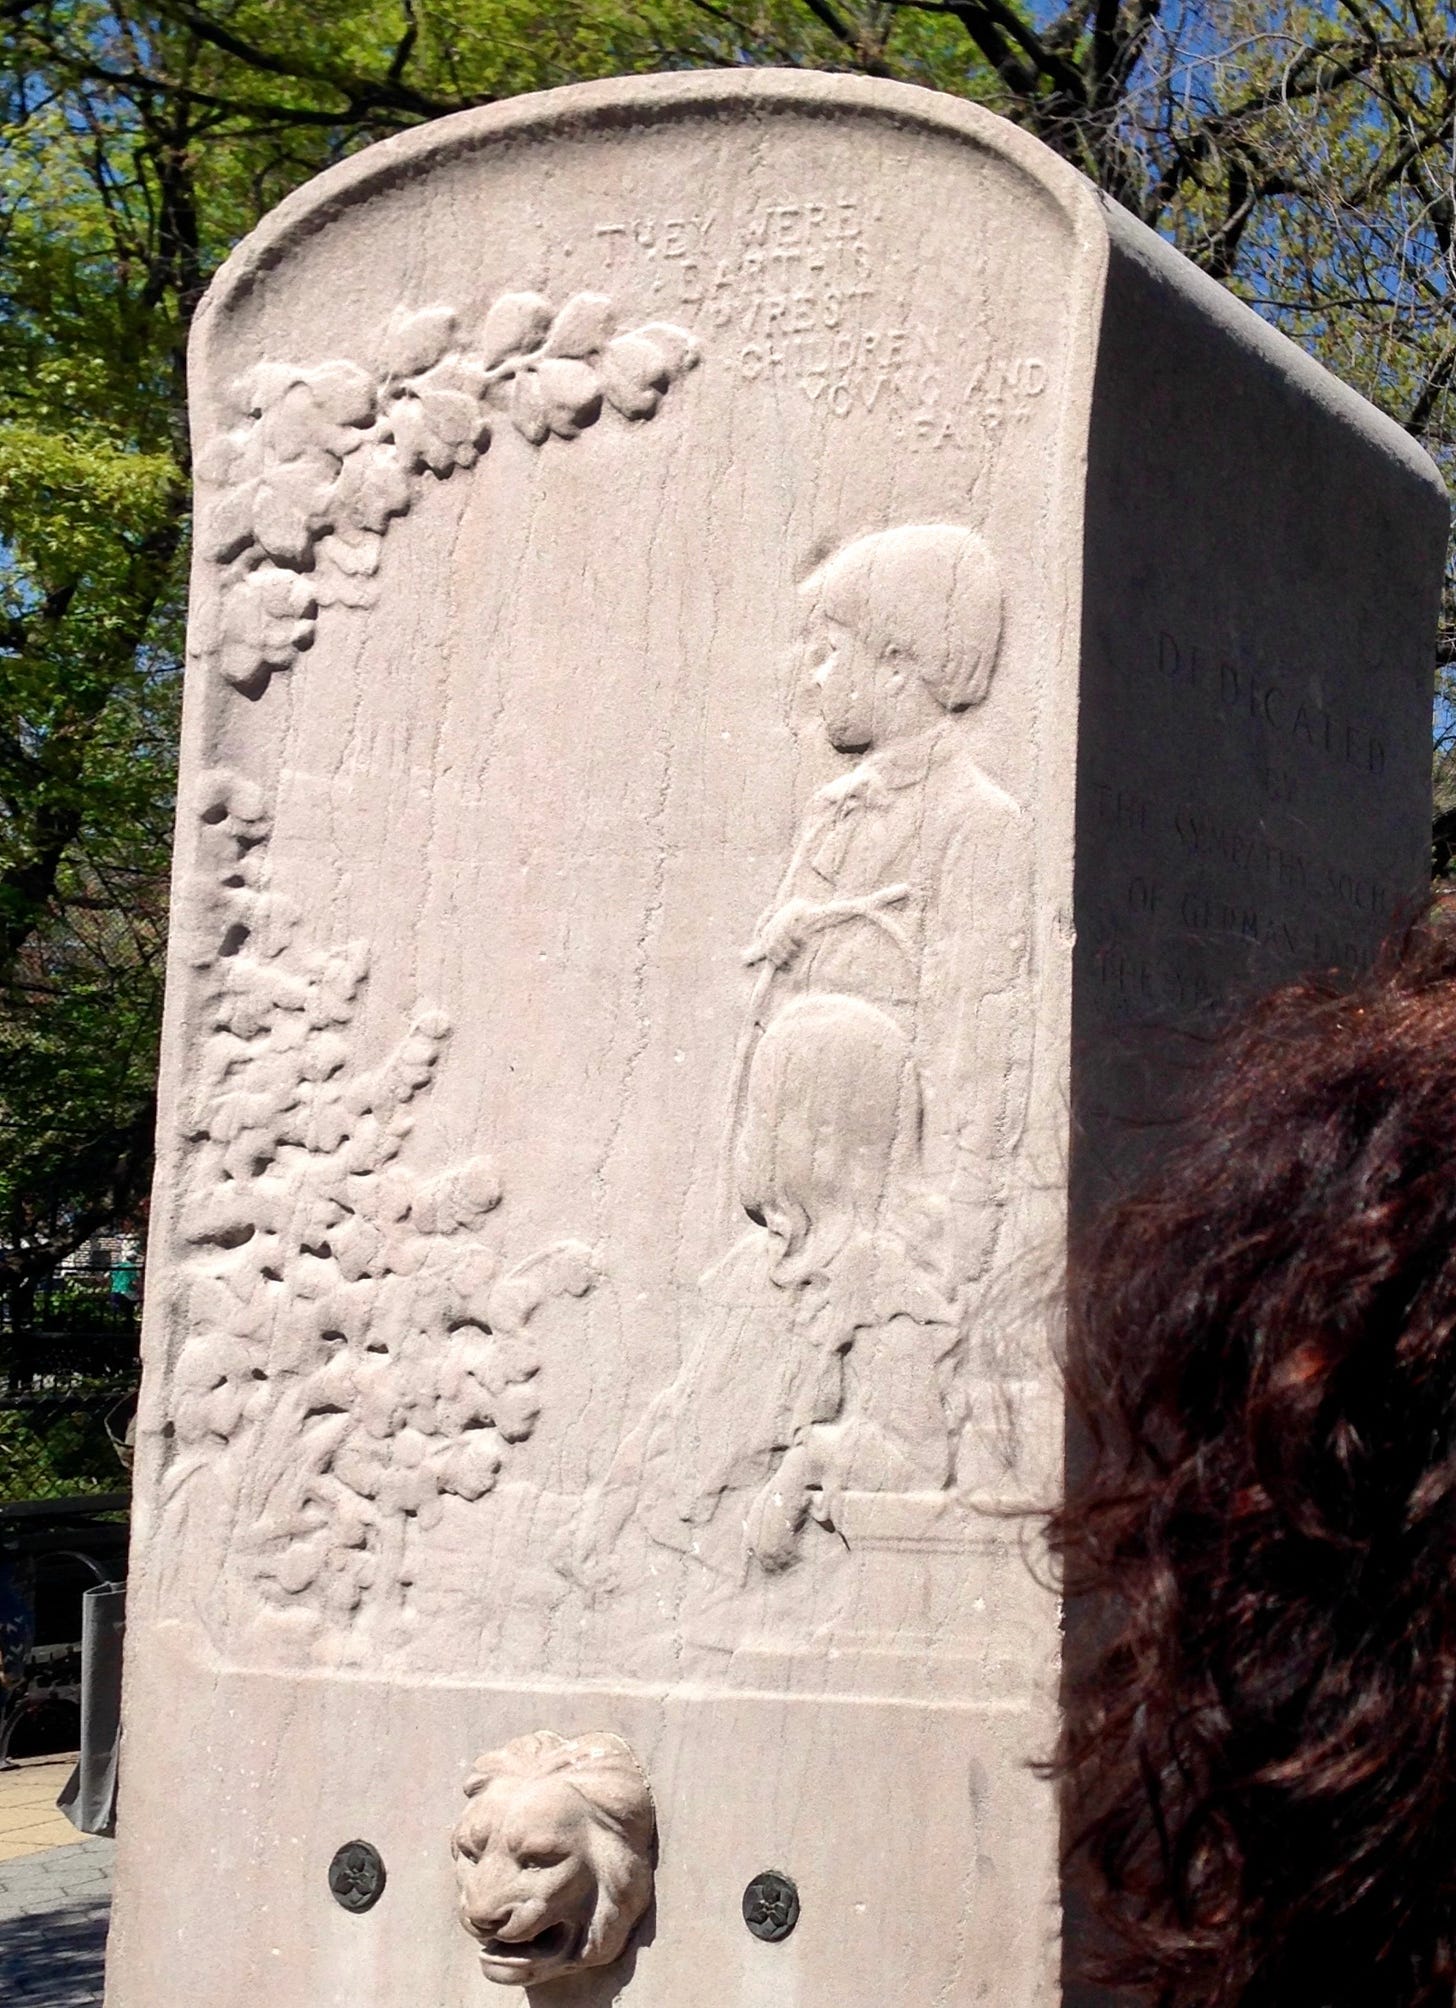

1052,897,1456,2007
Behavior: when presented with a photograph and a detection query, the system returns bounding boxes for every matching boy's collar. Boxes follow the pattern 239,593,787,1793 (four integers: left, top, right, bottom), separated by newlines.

836,720,949,796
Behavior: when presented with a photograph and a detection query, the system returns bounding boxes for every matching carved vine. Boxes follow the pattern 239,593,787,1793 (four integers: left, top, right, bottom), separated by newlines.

162,770,597,1632
192,294,700,695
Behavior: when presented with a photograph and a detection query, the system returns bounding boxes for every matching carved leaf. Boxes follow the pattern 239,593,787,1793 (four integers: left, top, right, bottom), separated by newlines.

434,1336,498,1425
255,561,318,624
380,1228,429,1278
480,291,554,368
299,1031,349,1083
233,361,306,418
382,304,457,379
356,1368,405,1443
195,768,269,827
300,359,377,429
543,292,615,359
250,460,330,566
482,1331,540,1395
184,1184,272,1244
198,482,260,565
516,1239,596,1300
410,1155,503,1235
332,1216,385,1283
314,571,379,615
414,386,485,453
391,1425,431,1472
173,1332,248,1394
421,354,489,404
385,382,489,476
456,1154,505,1222
333,1436,390,1501
313,528,383,612
195,425,262,489
386,397,443,476
296,1411,354,1467
443,1249,503,1329
492,1381,542,1444
262,382,349,465
487,1239,597,1335
534,358,603,439
634,322,701,377
510,368,550,446
331,440,412,535
316,529,382,578
365,1169,413,1228
216,565,317,691
273,1543,324,1595
434,1431,504,1503
600,332,671,419
189,1275,266,1336
172,1361,251,1447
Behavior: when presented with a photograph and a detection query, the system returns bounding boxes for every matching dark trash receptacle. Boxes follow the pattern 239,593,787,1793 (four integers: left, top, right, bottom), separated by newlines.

57,1580,125,1836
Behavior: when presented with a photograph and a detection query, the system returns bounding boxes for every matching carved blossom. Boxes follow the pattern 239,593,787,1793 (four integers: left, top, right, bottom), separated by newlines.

192,295,700,695
162,771,597,1632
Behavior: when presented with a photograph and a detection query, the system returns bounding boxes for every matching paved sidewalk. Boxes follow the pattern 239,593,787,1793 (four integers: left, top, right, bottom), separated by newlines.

0,1759,113,2006
0,1757,95,1864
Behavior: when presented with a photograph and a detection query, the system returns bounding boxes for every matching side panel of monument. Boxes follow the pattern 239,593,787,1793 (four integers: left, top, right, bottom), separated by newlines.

108,78,1104,2007
1059,217,1445,2008
1072,208,1447,1211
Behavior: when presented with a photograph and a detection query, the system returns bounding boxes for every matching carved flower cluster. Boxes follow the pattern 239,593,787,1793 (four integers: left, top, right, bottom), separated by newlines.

164,770,596,1628
191,295,699,695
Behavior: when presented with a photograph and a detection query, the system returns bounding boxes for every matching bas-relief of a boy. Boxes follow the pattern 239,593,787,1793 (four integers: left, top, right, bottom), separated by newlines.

568,527,1036,1591
740,525,1034,1281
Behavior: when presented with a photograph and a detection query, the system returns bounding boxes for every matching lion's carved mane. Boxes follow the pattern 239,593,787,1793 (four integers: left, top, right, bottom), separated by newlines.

452,1729,655,1988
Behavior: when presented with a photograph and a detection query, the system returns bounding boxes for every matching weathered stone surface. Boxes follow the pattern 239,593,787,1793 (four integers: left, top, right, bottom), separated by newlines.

107,70,1445,2008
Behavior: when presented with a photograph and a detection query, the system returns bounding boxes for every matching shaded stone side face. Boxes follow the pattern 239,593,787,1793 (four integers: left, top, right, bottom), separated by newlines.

1071,213,1446,1213
106,71,1442,2008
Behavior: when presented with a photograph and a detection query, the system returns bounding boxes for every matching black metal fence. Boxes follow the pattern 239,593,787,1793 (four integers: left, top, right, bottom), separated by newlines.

0,1392,135,1504
0,1261,139,1504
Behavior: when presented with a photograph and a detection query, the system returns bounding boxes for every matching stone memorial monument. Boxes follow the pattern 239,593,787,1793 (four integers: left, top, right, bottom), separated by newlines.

106,70,1446,2007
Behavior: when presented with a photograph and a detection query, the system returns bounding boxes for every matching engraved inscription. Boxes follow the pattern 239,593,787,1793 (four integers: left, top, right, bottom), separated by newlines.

592,196,869,320
1157,632,1386,778
588,191,1049,445
1091,786,1396,922
1085,763,1396,1023
192,294,699,695
1085,617,1405,1028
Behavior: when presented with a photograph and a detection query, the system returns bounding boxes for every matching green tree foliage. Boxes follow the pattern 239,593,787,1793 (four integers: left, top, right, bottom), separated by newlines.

0,0,1452,1275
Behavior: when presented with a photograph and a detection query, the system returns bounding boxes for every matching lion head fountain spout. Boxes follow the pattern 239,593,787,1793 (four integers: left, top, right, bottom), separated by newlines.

452,1730,655,1988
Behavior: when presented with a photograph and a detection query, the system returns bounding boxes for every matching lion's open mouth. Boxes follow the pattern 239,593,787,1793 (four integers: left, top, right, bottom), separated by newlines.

479,1920,574,1966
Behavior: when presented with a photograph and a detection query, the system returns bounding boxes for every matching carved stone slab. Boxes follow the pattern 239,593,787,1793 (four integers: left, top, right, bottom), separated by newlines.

107,71,1445,2008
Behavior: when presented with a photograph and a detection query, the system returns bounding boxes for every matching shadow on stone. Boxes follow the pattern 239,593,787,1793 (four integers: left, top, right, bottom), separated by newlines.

524,1890,655,2008
0,1894,110,2005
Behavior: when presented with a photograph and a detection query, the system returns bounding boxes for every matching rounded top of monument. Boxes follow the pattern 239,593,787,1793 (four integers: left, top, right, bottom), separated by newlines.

195,68,1108,331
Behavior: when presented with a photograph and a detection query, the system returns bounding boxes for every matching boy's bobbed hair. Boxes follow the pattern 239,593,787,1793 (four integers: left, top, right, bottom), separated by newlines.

801,525,1003,710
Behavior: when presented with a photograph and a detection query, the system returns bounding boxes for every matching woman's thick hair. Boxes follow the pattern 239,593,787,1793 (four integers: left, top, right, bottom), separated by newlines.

1051,899,1456,2007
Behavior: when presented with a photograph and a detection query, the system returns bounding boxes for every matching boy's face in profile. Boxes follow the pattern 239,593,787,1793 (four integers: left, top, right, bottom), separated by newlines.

804,607,880,752
803,584,933,753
